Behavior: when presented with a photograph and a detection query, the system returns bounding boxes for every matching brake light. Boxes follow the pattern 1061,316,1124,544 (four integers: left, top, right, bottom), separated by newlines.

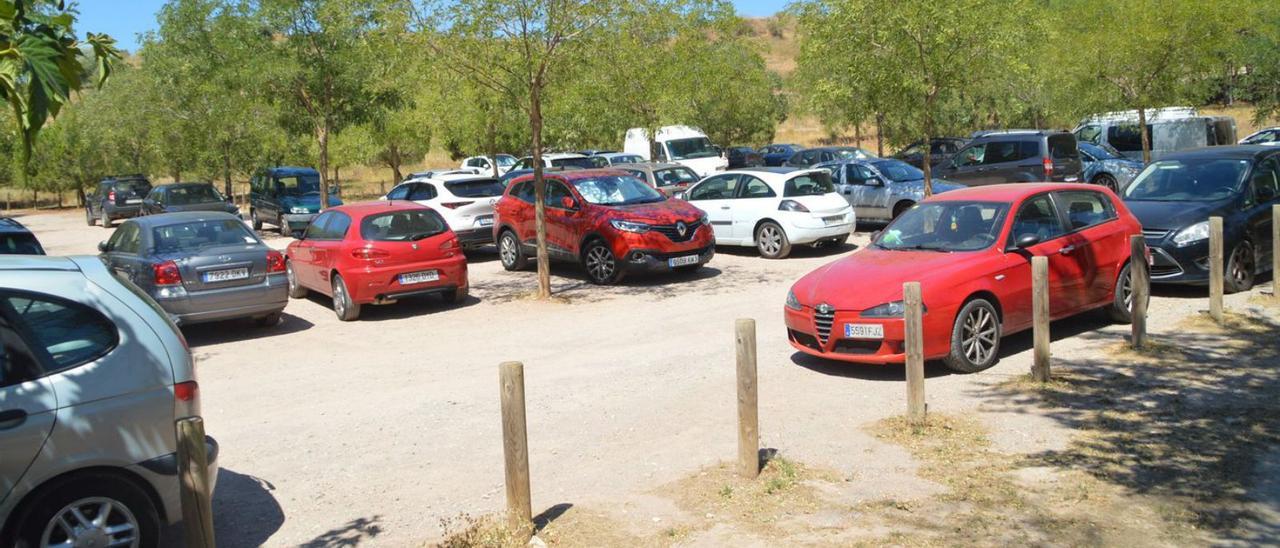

440,201,474,209
351,247,391,260
153,260,182,286
778,200,810,212
440,236,459,250
1043,156,1053,180
108,190,116,202
174,380,200,418
266,250,286,273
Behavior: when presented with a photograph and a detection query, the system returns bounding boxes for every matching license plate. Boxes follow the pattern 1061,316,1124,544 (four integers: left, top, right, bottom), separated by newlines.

1064,176,1079,182
476,216,494,227
399,270,440,285
668,255,699,267
844,323,884,339
203,267,249,283
126,198,142,204
823,215,844,226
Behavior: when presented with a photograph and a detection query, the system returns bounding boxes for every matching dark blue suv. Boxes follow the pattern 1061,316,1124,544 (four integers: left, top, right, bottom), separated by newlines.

248,167,343,235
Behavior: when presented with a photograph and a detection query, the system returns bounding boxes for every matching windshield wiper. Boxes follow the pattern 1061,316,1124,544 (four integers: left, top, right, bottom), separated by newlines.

410,231,443,241
895,244,950,253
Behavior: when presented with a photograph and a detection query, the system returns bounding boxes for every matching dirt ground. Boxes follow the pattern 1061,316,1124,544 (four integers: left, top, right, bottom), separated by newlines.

12,209,1280,546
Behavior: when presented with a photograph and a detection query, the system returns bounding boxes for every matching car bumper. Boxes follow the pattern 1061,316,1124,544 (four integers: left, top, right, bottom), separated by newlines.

282,213,317,232
783,305,951,364
621,245,715,273
1147,240,1211,285
343,256,468,304
136,435,220,526
455,226,495,246
785,212,856,245
152,274,289,325
104,204,144,219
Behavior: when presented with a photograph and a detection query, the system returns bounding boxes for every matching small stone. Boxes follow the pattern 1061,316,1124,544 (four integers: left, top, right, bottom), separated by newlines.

652,517,662,523
528,535,547,547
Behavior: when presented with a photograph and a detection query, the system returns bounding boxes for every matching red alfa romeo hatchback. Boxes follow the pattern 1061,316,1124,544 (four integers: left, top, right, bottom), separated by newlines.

785,183,1144,372
493,169,714,284
285,201,468,320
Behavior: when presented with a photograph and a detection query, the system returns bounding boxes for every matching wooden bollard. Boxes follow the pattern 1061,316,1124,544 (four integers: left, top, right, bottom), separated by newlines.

1031,256,1050,381
1130,235,1149,349
499,362,532,535
903,282,926,424
1209,216,1224,322
1273,205,1279,300
176,417,215,548
735,319,759,479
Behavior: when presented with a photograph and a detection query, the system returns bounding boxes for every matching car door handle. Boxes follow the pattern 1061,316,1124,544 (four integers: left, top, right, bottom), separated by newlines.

720,206,731,210
0,409,28,430
1058,245,1076,255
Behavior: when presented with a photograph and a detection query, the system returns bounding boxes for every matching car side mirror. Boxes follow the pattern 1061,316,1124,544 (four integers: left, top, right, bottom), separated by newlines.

293,230,306,240
674,191,687,200
98,241,111,253
560,196,578,210
1014,233,1041,249
867,177,885,187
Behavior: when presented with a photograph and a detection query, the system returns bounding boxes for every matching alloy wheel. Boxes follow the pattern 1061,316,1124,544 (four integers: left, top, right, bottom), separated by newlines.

1096,173,1118,193
585,246,615,282
287,264,298,292
758,225,782,256
1230,244,1255,288
333,279,347,316
961,307,998,365
1121,266,1134,311
499,235,518,266
41,496,140,548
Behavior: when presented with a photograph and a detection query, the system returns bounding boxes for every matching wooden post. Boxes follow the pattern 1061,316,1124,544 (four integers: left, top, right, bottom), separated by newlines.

176,417,215,548
1130,235,1149,349
1273,205,1279,300
903,282,926,424
499,362,532,535
735,319,759,479
1209,216,1224,323
1031,256,1051,381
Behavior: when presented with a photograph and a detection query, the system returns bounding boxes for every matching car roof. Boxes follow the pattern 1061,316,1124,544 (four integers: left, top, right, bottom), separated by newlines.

512,168,630,183
405,173,500,184
0,255,80,271
731,166,801,175
158,182,215,188
266,166,319,176
0,217,31,233
1160,145,1277,161
969,129,1069,139
334,201,433,216
541,153,588,160
929,183,1102,203
127,211,243,227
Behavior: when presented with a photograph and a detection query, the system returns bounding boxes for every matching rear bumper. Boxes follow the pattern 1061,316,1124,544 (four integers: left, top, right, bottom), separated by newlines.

135,435,220,526
343,256,468,304
455,227,495,246
281,213,317,232
152,273,289,325
104,204,143,219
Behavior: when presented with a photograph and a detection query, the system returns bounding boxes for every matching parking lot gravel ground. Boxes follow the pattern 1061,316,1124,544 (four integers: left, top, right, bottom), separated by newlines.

13,209,1279,546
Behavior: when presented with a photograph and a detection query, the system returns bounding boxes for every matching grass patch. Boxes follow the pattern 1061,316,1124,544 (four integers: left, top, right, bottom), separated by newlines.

434,514,529,548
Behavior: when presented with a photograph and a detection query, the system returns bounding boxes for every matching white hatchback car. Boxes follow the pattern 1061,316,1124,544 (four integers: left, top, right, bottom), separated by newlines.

682,168,855,259
459,154,517,176
382,173,507,247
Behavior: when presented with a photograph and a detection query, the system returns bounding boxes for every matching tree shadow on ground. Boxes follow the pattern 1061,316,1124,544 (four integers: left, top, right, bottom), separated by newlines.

469,264,726,305
300,516,383,547
712,241,858,259
534,503,574,532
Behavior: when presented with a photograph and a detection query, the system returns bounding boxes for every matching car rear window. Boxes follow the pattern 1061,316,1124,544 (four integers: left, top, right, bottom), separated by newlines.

360,209,448,241
153,219,258,253
444,179,505,198
167,185,223,205
784,172,835,197
654,168,699,187
113,180,151,196
0,233,44,255
551,157,598,169
1048,135,1079,159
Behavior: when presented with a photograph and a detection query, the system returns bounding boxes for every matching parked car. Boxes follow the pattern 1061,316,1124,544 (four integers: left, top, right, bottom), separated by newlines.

933,130,1083,186
85,175,153,228
494,169,714,284
784,146,875,168
249,167,343,235
285,202,468,321
614,162,702,197
498,166,584,187
0,255,218,547
460,154,518,176
382,173,506,248
594,152,646,165
623,126,729,176
817,159,966,222
1122,145,1279,292
142,182,240,216
511,153,603,170
891,137,967,169
727,147,765,169
759,144,802,167
0,218,45,255
98,212,288,326
1079,142,1144,192
785,183,1143,372
682,167,854,259
1239,127,1280,146
1074,107,1237,161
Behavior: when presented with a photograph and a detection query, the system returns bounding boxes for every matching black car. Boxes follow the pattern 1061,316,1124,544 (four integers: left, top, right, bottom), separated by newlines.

726,146,765,169
143,182,240,216
0,218,44,255
892,137,967,168
933,130,1083,186
1123,145,1279,292
783,146,875,168
86,175,153,228
497,166,583,187
758,144,801,167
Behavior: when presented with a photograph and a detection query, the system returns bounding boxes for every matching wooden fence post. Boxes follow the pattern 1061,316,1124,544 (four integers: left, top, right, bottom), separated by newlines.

1130,235,1149,349
1031,256,1051,381
735,319,759,479
176,417,215,548
903,282,926,424
1273,205,1279,300
499,362,532,535
1209,216,1224,323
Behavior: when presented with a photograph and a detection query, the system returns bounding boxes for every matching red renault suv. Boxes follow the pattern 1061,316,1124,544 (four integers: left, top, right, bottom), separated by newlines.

493,169,714,284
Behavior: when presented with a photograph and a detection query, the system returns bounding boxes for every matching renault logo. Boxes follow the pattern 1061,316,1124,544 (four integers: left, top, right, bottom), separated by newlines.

816,303,834,314
412,243,419,250
676,221,687,237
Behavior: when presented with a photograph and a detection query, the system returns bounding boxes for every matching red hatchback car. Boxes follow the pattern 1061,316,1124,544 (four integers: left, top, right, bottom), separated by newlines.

493,169,714,284
285,202,468,320
785,183,1144,372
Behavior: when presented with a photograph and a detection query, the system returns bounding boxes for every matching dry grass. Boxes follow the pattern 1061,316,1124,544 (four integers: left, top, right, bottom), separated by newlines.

433,514,531,548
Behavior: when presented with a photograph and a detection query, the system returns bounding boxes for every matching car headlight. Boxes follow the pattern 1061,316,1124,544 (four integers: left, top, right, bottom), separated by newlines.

698,213,709,226
861,300,926,318
1172,221,1209,247
610,219,650,233
289,206,310,214
785,290,801,311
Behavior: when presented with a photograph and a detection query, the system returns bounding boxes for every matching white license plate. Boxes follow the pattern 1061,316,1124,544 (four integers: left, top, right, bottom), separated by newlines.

399,270,440,285
126,198,142,204
823,215,844,226
203,267,249,283
844,323,884,339
668,255,699,267
476,216,494,227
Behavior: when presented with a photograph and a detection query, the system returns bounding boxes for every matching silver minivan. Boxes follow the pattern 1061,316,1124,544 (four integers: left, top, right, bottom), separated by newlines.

0,256,217,547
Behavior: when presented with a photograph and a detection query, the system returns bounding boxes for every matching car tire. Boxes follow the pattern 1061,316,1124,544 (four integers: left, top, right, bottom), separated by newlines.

582,240,622,285
331,274,361,321
255,311,283,327
1225,241,1256,294
444,286,469,305
85,207,96,226
498,230,528,271
251,209,262,231
277,214,288,236
755,221,792,259
100,210,112,228
1092,173,1119,193
942,298,1001,373
286,261,307,298
13,473,160,548
1106,262,1137,323
892,201,915,219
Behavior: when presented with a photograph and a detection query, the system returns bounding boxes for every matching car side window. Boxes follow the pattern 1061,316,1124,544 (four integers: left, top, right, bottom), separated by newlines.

545,181,574,209
688,175,739,200
386,184,411,200
1009,195,1067,244
306,212,334,240
1,292,118,373
1249,156,1280,204
0,318,42,387
982,141,1035,165
109,223,141,254
1075,125,1102,145
327,213,352,240
955,144,986,167
737,176,776,199
848,165,876,185
408,183,437,201
1055,191,1116,230
512,181,536,204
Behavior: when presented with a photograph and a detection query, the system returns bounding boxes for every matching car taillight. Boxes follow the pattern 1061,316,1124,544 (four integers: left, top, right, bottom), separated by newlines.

153,260,182,286
174,380,200,418
440,201,474,209
1043,156,1053,180
440,236,459,250
778,200,810,212
266,250,286,273
352,247,391,260
108,190,116,202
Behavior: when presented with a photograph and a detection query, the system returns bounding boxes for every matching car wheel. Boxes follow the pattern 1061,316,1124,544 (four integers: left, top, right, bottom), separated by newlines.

942,298,1001,373
277,214,288,235
582,240,621,285
14,473,159,548
331,274,361,321
892,201,915,220
251,208,262,231
1106,262,1138,323
1092,173,1119,193
444,286,469,305
1225,241,1256,294
255,311,283,327
498,230,528,271
755,221,791,259
85,207,96,226
100,209,112,228
286,261,307,298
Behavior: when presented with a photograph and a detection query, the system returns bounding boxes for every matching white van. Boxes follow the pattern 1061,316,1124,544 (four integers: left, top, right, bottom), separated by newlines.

1073,107,1237,161
624,125,728,177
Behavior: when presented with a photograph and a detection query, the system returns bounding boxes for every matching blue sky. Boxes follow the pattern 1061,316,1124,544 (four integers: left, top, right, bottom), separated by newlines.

77,0,790,53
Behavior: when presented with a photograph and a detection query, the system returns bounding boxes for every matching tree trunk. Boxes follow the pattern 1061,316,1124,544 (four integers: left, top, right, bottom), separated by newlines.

75,187,86,208
389,144,404,184
853,122,863,148
530,82,551,299
317,123,331,209
1138,107,1150,165
223,144,234,200
922,94,935,197
172,169,181,184
875,112,885,157
488,119,500,178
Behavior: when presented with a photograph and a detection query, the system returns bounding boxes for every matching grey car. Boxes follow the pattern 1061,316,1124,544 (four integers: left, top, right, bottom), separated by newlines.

142,182,241,217
613,162,702,197
0,255,218,547
934,130,1083,185
817,158,966,222
98,212,288,326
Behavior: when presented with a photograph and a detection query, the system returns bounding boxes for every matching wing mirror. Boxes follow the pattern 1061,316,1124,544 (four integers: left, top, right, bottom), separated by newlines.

98,241,111,253
867,177,885,187
560,196,578,210
1014,233,1041,249
674,191,687,200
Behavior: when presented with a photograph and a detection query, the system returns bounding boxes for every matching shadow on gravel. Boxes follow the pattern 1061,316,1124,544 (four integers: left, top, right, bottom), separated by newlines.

300,516,384,547
212,469,285,546
790,352,955,380
182,312,314,346
534,503,574,532
301,291,479,321
471,265,725,305
712,241,858,259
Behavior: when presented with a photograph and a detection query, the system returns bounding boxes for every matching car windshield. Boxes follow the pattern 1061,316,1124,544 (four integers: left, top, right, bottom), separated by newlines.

1123,158,1249,202
870,160,924,182
1081,142,1124,160
571,175,666,206
654,167,699,187
276,174,321,195
360,209,448,241
152,219,257,253
609,155,643,165
167,185,223,205
832,148,871,160
444,179,505,197
667,137,719,160
550,157,598,169
875,201,1009,252
784,172,835,196
0,233,43,255
496,155,517,167
113,179,151,196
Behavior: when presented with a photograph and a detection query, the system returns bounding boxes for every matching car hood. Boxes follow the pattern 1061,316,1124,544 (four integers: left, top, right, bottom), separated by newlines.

791,248,979,311
1124,198,1232,231
606,199,705,224
894,178,966,194
280,192,342,211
